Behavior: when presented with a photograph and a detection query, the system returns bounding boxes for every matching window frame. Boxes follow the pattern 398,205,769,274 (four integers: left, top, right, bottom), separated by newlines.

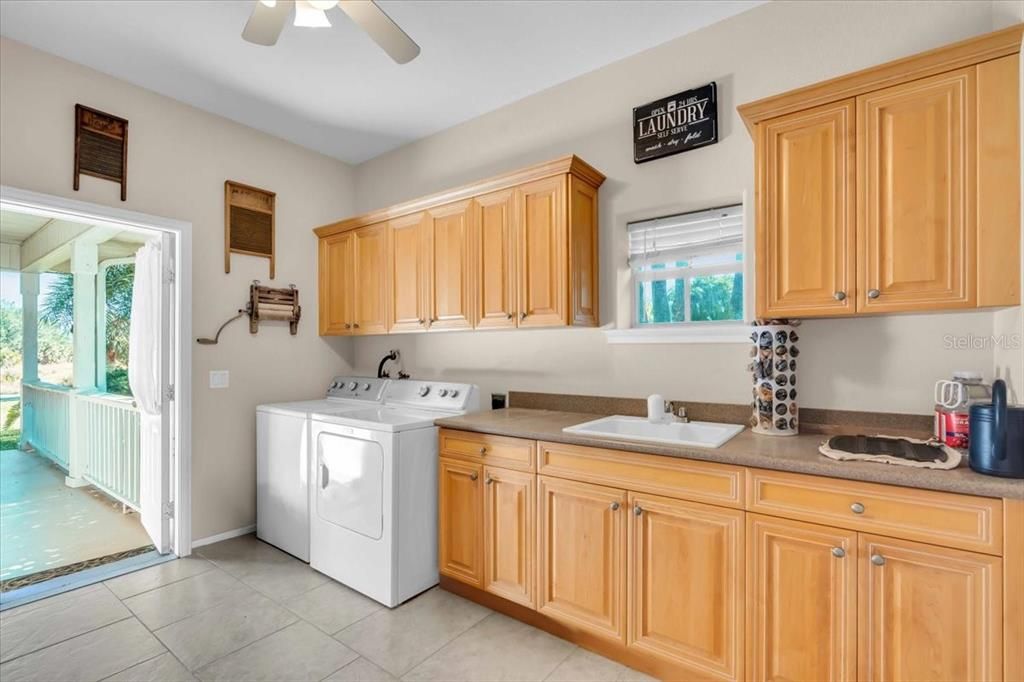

608,198,751,345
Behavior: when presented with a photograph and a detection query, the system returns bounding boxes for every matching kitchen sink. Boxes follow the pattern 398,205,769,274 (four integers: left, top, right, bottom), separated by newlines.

562,415,745,449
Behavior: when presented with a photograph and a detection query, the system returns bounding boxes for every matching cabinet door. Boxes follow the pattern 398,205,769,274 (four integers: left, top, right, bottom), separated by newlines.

438,457,483,587
629,492,744,680
858,534,1002,682
318,231,354,335
568,175,599,326
758,99,856,317
538,476,626,642
517,176,567,327
352,223,389,335
388,212,428,333
474,189,517,329
483,466,534,607
857,68,976,313
427,201,473,331
746,514,857,682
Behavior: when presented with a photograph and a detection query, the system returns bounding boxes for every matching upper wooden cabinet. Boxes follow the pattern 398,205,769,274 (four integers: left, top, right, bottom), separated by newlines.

474,189,517,329
318,231,354,335
426,200,474,331
742,25,1022,318
352,223,389,335
758,99,856,317
388,212,429,333
857,68,975,313
314,156,604,335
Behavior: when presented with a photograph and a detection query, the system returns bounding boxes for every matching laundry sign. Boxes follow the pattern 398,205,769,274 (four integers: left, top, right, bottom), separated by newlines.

633,82,718,163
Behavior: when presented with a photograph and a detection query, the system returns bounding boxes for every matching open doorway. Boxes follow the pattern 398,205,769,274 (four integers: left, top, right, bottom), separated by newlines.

0,187,191,603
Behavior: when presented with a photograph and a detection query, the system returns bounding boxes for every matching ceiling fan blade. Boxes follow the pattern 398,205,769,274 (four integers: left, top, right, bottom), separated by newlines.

338,0,420,64
242,0,294,46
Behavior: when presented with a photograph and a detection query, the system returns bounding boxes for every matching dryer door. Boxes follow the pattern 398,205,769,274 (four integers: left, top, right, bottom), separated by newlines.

316,431,384,540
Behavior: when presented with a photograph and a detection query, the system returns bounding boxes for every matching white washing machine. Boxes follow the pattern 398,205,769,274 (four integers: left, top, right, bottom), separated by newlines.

256,376,388,561
309,380,479,606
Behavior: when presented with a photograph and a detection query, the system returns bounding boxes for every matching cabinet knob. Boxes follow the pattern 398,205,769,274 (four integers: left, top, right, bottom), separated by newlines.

610,501,620,511
520,312,527,320
867,289,880,299
469,471,478,481
871,553,886,566
850,502,865,514
831,547,846,558
633,505,643,516
478,446,487,455
344,323,351,329
418,318,425,324
833,291,847,301
353,322,360,329
506,313,514,320
485,475,493,485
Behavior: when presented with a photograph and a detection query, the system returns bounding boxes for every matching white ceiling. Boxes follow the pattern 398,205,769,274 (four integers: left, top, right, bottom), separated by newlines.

0,0,763,164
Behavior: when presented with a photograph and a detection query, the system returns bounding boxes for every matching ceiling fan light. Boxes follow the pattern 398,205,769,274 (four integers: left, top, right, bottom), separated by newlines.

308,0,338,9
294,0,332,27
259,0,276,7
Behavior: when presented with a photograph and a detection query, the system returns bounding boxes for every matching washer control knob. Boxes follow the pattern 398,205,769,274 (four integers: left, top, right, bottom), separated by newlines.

450,389,459,398
362,383,371,391
347,381,358,390
439,389,449,397
418,385,430,397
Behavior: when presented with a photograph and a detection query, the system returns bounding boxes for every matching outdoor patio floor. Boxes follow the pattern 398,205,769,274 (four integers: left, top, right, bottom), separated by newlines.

0,449,151,583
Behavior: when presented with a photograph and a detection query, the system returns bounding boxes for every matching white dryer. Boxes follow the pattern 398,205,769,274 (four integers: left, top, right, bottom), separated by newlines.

256,376,388,561
309,380,479,606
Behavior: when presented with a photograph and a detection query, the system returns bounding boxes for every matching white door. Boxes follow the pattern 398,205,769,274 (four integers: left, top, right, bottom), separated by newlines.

137,232,173,553
317,431,384,540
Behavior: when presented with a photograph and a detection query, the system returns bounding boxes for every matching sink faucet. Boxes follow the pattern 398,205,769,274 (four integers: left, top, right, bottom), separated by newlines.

673,404,690,423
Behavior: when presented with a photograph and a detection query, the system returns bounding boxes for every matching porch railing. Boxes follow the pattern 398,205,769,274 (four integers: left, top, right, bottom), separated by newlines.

76,392,141,510
21,382,142,511
21,383,71,469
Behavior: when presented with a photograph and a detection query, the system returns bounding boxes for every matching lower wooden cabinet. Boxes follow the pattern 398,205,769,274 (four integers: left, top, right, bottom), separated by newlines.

483,466,535,607
746,514,857,682
438,458,483,586
437,433,1012,682
858,534,1002,682
629,492,744,680
537,476,627,643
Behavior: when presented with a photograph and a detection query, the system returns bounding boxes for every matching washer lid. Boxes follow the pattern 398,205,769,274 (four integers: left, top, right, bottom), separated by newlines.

312,406,454,432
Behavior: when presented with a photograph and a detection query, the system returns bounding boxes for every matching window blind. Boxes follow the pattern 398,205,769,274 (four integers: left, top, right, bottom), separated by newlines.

628,204,743,267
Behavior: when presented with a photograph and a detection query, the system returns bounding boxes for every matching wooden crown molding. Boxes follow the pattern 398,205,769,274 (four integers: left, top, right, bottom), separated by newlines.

314,154,606,238
738,23,1024,135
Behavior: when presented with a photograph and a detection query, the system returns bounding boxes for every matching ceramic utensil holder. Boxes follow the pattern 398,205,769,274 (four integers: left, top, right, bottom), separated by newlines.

749,320,800,436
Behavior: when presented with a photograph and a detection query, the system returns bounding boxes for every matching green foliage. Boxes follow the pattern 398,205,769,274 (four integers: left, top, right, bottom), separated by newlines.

3,401,20,430
0,300,22,369
0,429,19,450
38,322,73,365
105,264,134,367
40,273,74,333
690,273,744,322
106,368,132,396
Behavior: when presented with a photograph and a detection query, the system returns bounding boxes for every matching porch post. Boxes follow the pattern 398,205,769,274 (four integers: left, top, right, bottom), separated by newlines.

19,273,39,451
66,240,98,486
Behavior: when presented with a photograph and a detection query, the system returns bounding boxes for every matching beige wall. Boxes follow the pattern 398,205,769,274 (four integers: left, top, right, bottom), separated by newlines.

0,38,357,541
352,0,1015,415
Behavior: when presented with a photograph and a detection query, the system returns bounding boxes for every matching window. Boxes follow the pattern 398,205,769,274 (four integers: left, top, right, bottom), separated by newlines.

629,204,744,327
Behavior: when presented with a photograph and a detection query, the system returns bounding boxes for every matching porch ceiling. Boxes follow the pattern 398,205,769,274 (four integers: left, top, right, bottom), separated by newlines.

1,209,149,272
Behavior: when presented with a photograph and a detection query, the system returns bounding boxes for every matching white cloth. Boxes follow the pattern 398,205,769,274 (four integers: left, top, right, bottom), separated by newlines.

128,240,165,546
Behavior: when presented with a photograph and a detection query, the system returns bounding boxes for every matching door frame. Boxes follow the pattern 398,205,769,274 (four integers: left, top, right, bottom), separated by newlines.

0,185,193,556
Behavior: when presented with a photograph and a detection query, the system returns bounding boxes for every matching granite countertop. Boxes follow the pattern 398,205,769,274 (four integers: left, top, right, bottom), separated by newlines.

435,408,1024,500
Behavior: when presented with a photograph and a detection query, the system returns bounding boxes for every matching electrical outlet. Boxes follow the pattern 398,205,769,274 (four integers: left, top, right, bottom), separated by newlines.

209,370,229,389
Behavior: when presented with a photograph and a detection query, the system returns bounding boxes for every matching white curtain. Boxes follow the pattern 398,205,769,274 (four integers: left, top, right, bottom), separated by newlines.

128,239,164,544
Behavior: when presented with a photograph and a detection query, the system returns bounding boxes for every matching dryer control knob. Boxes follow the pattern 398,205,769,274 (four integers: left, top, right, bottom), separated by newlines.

439,389,449,397
348,382,358,390
449,389,459,398
362,383,371,391
418,385,430,397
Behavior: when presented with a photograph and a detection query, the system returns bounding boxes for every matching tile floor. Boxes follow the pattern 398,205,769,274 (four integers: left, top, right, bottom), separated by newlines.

0,534,657,682
0,449,152,582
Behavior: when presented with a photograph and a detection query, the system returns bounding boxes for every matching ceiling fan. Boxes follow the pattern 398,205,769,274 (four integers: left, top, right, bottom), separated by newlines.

242,0,420,64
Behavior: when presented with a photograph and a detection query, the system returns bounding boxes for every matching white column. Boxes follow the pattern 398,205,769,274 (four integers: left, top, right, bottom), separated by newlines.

19,273,39,451
66,240,98,486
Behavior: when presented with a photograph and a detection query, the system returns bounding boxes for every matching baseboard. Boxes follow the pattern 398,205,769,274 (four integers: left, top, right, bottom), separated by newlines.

192,524,256,549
